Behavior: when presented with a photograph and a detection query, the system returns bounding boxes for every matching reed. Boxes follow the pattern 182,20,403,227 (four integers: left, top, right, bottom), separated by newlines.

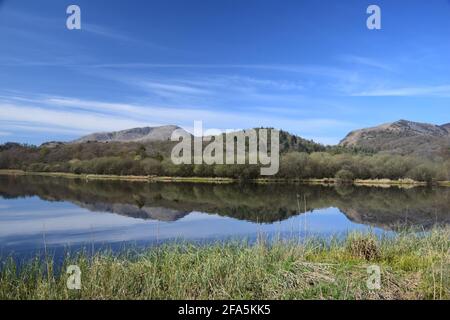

0,229,448,300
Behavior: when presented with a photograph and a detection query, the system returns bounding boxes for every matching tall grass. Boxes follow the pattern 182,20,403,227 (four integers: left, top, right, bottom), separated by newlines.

0,229,448,300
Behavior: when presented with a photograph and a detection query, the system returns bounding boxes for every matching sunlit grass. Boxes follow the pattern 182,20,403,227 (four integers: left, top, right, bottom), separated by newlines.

0,228,448,300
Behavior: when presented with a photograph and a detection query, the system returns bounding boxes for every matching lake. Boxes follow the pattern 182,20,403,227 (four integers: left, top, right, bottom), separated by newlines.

0,174,449,259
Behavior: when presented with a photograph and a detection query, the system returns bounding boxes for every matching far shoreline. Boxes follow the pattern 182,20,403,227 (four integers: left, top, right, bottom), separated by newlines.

1,169,449,187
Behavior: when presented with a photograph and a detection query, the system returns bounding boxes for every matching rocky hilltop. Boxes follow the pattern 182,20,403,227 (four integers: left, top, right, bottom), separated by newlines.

72,125,186,143
441,123,450,132
339,120,450,158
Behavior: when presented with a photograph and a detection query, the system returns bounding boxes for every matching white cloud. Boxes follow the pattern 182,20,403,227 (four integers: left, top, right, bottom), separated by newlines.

0,103,151,134
352,85,450,97
0,95,351,144
0,124,86,136
141,81,212,95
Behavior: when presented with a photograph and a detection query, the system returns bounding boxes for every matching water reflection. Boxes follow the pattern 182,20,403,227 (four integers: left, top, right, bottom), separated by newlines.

1,175,449,230
0,175,449,255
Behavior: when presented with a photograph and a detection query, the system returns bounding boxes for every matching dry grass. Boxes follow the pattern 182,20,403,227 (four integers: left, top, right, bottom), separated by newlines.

0,229,448,300
346,234,381,261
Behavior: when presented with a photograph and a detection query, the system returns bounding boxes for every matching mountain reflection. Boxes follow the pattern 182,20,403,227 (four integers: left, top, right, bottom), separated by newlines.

0,175,449,231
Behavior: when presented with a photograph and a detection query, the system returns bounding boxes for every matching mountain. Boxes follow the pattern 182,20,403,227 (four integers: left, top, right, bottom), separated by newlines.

71,125,325,153
75,202,189,222
72,125,186,143
339,120,450,158
212,129,325,153
441,123,450,132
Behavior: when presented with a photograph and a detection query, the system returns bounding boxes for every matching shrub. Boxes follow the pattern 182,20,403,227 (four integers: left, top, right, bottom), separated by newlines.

141,158,162,176
346,235,380,261
407,164,438,184
335,169,355,182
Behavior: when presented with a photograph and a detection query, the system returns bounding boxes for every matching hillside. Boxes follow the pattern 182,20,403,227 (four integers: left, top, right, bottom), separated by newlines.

339,120,450,159
71,126,325,153
1,121,449,182
442,123,450,132
0,127,325,173
72,125,186,143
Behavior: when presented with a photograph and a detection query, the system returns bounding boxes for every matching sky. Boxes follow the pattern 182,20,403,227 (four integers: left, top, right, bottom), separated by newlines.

0,0,450,145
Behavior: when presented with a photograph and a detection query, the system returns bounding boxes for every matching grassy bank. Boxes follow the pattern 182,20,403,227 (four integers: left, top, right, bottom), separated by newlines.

1,230,449,300
1,169,448,187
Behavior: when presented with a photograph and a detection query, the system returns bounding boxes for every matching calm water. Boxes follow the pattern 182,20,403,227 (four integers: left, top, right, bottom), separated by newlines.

0,175,449,258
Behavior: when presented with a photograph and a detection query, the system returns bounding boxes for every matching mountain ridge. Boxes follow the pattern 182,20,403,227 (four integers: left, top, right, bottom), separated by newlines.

339,119,450,158
70,119,450,159
441,123,450,132
4,119,449,160
72,125,186,144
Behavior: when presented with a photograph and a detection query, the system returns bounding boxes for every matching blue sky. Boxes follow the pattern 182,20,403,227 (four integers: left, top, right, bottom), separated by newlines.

1,0,450,145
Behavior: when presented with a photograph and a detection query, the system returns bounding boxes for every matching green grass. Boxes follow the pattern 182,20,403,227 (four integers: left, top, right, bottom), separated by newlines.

0,229,449,300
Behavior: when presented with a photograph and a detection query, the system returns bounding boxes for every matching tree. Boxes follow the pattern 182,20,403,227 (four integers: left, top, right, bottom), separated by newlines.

335,169,355,183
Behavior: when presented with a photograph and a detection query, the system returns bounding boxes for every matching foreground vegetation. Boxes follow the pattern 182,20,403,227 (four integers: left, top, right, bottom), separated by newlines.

1,230,449,300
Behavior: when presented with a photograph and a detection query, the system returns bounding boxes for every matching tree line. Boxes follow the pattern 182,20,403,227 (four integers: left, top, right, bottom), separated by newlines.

1,142,448,183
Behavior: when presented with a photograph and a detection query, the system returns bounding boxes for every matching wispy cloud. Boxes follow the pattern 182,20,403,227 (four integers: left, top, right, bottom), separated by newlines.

352,85,450,97
90,63,356,80
182,75,305,92
135,76,306,101
1,123,84,136
339,55,394,72
0,93,353,143
94,73,311,109
0,102,151,134
0,9,170,69
81,23,169,51
141,81,212,96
